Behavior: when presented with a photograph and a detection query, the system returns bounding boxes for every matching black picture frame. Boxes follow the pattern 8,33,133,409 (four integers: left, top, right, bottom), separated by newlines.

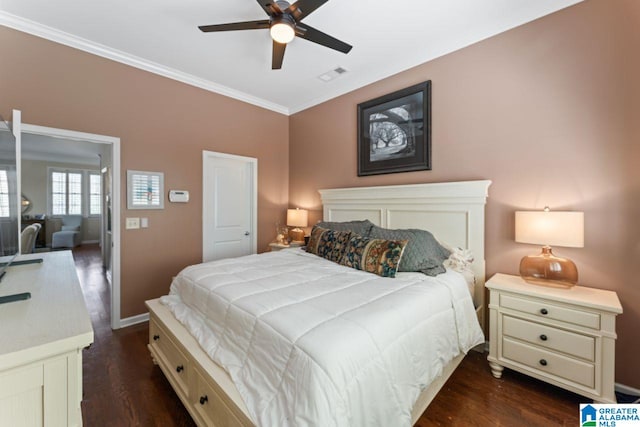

357,81,431,176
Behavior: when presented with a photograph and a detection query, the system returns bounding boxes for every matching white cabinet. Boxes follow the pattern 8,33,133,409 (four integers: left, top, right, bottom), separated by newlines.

0,252,93,426
486,273,622,403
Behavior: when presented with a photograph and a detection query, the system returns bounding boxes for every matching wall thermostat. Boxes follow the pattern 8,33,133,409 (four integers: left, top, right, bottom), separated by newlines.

168,190,189,203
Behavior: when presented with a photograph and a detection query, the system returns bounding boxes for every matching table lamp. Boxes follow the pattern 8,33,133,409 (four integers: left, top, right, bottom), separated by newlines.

515,207,584,287
287,208,308,244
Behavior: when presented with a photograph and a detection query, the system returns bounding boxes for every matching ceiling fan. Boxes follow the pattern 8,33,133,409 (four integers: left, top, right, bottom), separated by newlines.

199,0,352,70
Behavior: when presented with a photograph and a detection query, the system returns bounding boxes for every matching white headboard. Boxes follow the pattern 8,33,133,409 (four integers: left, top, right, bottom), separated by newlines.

319,180,492,330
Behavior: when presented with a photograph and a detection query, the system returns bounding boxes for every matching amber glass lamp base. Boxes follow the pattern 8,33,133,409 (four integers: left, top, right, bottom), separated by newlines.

289,227,305,244
519,246,578,288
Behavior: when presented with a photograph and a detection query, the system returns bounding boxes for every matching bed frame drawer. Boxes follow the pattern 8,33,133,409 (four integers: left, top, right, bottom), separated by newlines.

150,317,190,397
147,299,256,427
192,366,249,427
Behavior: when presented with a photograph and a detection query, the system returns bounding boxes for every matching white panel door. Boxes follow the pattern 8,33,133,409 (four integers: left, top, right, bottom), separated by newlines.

202,151,257,262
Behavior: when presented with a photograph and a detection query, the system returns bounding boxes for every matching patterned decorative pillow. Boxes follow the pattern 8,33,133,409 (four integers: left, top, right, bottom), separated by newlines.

306,226,352,263
315,220,375,237
340,234,408,278
306,226,326,255
368,225,451,276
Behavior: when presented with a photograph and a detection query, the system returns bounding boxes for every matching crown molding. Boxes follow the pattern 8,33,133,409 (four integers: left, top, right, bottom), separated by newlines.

0,11,290,116
22,151,100,166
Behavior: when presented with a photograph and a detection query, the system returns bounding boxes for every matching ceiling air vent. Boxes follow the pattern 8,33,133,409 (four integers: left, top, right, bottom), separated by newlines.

318,67,348,82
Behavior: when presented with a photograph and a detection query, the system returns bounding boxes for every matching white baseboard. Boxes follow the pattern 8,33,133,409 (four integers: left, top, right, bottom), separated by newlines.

119,312,149,328
616,382,640,397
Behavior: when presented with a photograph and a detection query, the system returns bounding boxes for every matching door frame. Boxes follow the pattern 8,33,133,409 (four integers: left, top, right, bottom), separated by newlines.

20,123,123,330
202,150,257,262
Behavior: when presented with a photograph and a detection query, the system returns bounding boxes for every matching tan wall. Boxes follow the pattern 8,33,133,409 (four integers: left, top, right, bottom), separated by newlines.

289,0,640,387
0,26,289,318
21,159,50,216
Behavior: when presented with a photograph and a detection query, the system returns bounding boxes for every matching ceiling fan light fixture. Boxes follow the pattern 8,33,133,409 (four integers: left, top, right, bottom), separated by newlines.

270,16,295,44
199,0,352,69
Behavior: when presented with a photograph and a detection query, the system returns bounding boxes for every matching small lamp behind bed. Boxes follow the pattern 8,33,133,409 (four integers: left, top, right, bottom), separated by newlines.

287,208,308,245
515,207,584,288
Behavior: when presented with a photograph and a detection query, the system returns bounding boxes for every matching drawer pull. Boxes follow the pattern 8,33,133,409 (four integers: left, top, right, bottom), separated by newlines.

153,334,160,341
539,334,548,341
539,359,548,366
176,365,184,373
200,395,208,405
540,308,548,315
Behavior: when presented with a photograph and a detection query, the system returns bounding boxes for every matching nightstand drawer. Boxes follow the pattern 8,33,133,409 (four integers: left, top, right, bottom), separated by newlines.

502,315,595,361
500,294,600,329
502,337,595,388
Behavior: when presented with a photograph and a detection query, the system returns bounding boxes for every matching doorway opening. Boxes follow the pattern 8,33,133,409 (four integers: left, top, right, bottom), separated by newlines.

20,123,122,329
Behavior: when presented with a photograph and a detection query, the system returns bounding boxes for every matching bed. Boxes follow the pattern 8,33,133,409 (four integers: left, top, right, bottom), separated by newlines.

146,180,491,427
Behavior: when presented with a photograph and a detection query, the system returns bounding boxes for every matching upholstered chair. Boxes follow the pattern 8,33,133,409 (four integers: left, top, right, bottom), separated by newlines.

51,215,83,249
20,223,41,254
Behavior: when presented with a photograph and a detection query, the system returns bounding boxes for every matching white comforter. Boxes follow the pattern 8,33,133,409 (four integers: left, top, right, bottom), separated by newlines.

162,248,484,427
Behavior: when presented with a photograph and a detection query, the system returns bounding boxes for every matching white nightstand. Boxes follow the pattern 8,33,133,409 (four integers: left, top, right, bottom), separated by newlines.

486,273,622,403
269,242,303,251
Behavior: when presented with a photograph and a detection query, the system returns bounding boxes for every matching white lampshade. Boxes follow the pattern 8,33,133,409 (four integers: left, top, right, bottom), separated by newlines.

515,209,584,248
286,208,308,228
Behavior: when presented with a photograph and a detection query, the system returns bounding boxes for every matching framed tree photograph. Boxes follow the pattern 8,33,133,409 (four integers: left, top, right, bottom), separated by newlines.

357,81,431,176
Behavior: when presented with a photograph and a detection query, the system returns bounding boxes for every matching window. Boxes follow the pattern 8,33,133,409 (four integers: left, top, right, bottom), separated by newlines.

51,170,82,215
68,172,82,215
127,170,164,209
89,173,101,216
49,168,101,217
0,170,9,218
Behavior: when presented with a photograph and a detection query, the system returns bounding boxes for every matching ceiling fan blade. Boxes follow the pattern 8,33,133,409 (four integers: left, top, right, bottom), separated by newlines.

272,40,286,70
295,23,352,54
285,0,328,21
256,0,282,17
199,20,270,32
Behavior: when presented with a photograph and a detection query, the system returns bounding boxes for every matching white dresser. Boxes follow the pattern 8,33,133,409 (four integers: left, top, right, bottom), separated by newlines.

486,273,622,403
0,252,94,426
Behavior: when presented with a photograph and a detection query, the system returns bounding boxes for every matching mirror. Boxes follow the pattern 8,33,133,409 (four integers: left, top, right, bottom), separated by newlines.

21,194,32,215
0,115,20,258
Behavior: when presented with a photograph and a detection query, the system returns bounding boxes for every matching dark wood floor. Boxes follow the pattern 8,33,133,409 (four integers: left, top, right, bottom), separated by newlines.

75,244,584,426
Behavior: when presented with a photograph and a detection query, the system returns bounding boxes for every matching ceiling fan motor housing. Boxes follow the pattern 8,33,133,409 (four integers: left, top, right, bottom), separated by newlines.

270,13,296,28
274,1,292,12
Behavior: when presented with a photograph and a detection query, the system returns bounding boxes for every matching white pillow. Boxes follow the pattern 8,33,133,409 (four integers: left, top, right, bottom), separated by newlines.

439,243,476,300
444,246,474,271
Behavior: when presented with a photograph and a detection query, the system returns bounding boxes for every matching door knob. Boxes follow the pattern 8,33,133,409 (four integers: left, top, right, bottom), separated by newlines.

244,231,250,236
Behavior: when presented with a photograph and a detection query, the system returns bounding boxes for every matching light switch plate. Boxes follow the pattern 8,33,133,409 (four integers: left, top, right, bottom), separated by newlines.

141,218,148,228
126,217,140,229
